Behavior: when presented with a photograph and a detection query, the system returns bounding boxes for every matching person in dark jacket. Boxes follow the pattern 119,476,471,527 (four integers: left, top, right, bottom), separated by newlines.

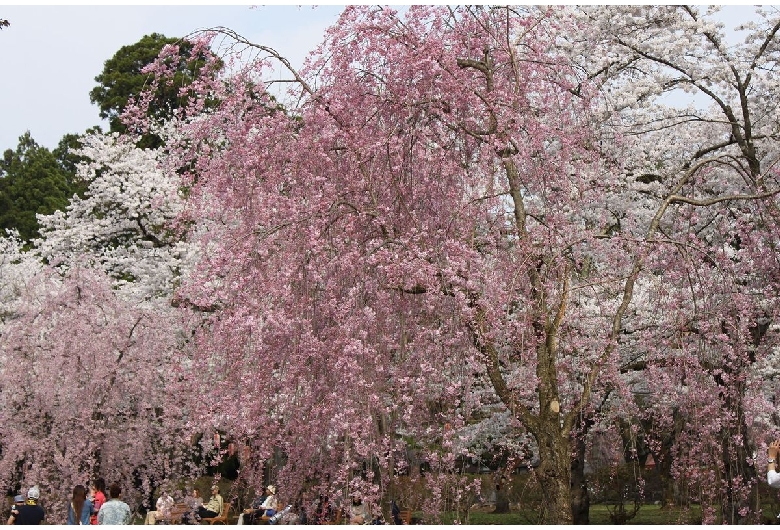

9,486,45,525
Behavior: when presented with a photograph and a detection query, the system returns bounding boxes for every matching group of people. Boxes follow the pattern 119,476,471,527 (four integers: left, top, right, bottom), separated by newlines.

142,484,228,525
7,479,396,525
66,479,132,525
6,478,132,525
237,484,277,525
6,486,45,525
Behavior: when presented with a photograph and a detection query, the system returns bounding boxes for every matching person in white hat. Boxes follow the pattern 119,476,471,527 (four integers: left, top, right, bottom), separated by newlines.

237,486,267,525
8,486,45,525
258,485,278,519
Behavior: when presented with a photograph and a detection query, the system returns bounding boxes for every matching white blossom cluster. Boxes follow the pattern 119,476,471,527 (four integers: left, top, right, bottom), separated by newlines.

34,133,198,304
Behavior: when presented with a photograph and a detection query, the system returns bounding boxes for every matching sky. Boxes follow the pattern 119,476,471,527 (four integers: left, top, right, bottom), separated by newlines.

0,3,346,150
0,3,762,153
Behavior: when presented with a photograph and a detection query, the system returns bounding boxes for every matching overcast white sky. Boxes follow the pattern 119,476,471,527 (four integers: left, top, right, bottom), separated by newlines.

0,3,345,150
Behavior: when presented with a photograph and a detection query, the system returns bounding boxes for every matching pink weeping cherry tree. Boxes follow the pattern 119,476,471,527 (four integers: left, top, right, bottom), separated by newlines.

129,5,780,524
0,133,196,521
0,264,184,521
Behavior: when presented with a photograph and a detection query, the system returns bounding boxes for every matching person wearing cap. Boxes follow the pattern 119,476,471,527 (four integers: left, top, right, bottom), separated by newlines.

5,494,24,525
8,486,45,525
197,485,223,519
238,485,277,525
258,485,278,518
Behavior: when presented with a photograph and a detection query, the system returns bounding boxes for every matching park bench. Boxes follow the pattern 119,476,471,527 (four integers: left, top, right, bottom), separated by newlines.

156,503,189,524
202,501,231,525
399,509,412,525
323,506,343,525
258,502,283,523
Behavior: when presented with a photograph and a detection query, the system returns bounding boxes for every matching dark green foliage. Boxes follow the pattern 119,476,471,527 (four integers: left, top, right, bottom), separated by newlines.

89,33,212,149
52,129,101,199
54,129,95,177
0,132,75,241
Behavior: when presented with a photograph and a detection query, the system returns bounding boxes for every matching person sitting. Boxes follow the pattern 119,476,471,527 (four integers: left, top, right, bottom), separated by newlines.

237,487,266,525
197,485,224,520
768,439,780,487
349,496,370,525
144,489,174,524
180,487,203,525
248,485,278,523
315,495,333,524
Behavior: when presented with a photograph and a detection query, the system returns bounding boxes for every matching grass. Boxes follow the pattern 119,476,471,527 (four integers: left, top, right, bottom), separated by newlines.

433,504,706,525
448,504,780,525
588,504,702,525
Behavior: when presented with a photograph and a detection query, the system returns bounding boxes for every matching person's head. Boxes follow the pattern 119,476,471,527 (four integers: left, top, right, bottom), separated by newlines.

109,483,121,499
27,485,40,501
13,494,23,505
94,478,106,493
72,485,87,502
266,485,276,496
211,485,219,496
72,485,87,518
193,487,200,497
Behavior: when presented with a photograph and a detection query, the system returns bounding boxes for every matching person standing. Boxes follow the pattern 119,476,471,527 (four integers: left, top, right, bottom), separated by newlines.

67,485,93,525
89,478,107,525
6,494,24,525
197,485,223,520
8,486,45,525
97,483,132,525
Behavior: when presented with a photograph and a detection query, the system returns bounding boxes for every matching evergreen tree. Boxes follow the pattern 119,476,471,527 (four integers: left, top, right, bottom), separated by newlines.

89,33,213,148
0,132,74,241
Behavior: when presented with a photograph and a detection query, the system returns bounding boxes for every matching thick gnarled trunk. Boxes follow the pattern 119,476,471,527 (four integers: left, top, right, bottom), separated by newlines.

534,424,573,524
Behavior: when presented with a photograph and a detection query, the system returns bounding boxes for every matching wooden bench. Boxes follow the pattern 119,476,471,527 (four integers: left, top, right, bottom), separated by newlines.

156,503,189,524
259,502,284,524
202,502,231,525
323,507,343,525
399,509,412,525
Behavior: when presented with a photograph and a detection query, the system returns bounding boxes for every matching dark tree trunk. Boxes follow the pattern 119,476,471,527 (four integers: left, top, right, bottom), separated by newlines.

570,419,591,524
493,475,511,514
535,423,574,524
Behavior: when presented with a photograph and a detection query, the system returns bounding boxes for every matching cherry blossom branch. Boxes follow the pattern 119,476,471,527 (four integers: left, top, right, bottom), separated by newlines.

668,188,780,207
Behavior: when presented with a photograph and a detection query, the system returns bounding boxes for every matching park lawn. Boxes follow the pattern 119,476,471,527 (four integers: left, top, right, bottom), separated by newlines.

455,504,780,524
588,504,702,525
440,504,705,524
